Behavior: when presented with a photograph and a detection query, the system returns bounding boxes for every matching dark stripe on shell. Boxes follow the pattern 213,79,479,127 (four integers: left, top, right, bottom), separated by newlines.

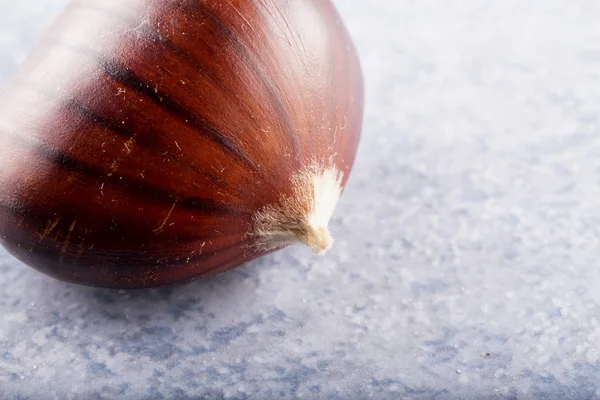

0,129,252,216
195,2,302,159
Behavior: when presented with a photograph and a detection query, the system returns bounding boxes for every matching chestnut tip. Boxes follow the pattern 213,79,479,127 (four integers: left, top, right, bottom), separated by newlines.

301,224,333,255
250,162,344,255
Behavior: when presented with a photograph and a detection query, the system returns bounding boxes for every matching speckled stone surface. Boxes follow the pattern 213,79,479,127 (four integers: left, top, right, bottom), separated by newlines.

3,1,600,399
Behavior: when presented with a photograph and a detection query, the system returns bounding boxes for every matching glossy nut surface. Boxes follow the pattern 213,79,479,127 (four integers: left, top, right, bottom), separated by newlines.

0,0,363,288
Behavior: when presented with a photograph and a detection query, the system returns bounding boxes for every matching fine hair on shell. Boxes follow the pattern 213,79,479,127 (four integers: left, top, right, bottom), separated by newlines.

249,159,344,254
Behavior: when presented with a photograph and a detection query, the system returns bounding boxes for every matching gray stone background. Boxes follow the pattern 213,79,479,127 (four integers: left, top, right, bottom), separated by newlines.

2,1,600,399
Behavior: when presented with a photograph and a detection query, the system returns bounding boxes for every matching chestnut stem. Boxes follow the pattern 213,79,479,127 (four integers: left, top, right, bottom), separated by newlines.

300,225,333,254
250,162,344,254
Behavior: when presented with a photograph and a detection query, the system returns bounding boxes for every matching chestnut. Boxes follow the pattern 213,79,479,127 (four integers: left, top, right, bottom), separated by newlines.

0,0,363,288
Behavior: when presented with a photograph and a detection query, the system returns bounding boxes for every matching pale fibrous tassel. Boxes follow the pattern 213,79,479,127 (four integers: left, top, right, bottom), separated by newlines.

251,161,344,254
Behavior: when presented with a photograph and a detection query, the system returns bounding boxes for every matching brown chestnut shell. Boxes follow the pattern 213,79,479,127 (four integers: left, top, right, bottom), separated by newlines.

0,0,363,288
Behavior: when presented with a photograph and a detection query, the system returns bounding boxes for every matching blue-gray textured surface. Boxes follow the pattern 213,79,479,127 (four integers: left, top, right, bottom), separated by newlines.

2,1,600,399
